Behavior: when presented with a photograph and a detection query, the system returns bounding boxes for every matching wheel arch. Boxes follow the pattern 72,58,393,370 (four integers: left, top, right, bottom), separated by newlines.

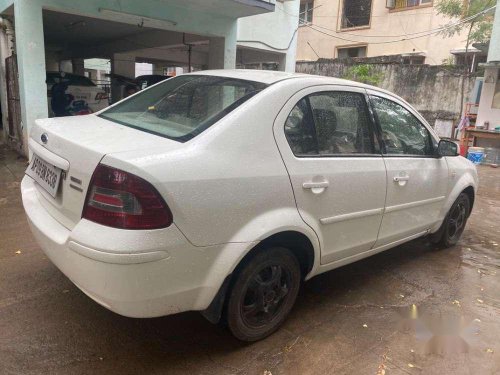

242,230,316,277
462,185,475,216
431,172,477,234
201,229,318,324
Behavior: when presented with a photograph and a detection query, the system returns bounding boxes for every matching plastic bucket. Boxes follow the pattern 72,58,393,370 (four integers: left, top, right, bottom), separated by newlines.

467,147,485,164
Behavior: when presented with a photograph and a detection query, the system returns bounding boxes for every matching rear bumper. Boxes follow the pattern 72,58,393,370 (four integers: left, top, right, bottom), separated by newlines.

21,176,249,318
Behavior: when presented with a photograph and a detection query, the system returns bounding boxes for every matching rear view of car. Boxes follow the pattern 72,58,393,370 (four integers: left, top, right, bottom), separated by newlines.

46,72,109,116
22,71,477,342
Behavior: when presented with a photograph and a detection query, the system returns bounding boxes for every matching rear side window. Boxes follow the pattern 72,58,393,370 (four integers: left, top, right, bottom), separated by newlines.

46,73,96,87
100,75,267,142
370,96,433,156
67,74,96,87
284,91,376,156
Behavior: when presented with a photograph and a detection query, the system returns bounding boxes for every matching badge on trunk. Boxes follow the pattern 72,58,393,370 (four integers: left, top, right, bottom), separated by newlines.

41,133,48,144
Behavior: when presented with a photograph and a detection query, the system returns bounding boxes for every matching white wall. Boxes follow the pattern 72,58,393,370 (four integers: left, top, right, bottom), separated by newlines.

135,63,153,77
85,58,110,73
296,0,471,65
237,0,300,71
476,67,500,128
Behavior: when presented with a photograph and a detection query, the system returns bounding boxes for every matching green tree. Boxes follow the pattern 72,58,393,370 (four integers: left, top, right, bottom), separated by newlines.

435,0,496,124
436,0,495,44
343,64,383,86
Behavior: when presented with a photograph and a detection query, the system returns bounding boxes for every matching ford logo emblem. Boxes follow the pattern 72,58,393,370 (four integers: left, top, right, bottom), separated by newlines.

41,133,48,144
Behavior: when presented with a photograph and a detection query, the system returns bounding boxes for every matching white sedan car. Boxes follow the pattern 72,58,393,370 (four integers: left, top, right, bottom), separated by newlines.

22,70,477,341
46,72,109,115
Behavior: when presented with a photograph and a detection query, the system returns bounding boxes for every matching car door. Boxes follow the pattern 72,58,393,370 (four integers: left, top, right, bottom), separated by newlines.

273,85,387,265
367,91,449,247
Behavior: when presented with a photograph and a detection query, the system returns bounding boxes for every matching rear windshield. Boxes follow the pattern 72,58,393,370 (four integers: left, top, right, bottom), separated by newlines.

46,73,96,87
99,75,268,142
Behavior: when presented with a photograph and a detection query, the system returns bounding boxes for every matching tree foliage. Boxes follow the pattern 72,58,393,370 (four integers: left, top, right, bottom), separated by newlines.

343,64,383,86
435,0,496,43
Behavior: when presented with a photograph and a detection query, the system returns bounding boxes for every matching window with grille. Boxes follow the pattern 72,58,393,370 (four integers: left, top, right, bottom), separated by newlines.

299,0,314,24
341,0,372,29
393,0,432,10
337,46,367,59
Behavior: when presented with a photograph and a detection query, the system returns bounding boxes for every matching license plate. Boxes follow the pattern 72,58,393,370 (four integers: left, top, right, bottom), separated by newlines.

26,154,62,197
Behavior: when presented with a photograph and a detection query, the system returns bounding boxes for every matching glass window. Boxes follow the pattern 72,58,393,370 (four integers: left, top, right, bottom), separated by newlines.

100,75,267,142
370,96,434,156
299,1,314,24
341,0,372,29
284,91,375,156
337,46,367,59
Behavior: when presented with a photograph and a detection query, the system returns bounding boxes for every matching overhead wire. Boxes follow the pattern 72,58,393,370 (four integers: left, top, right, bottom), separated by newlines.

289,4,496,43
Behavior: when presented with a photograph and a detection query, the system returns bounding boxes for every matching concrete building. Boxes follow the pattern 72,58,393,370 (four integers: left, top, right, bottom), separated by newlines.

296,0,487,66
0,0,299,155
476,0,500,129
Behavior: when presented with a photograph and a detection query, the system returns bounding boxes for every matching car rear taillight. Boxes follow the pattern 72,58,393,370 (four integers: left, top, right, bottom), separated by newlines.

95,92,109,100
82,164,172,229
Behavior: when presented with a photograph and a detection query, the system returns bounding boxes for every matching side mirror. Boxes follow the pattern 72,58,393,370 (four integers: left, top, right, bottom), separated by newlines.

438,139,459,157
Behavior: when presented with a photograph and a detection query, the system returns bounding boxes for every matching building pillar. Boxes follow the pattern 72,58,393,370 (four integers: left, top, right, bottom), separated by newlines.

208,37,225,69
14,0,48,155
283,31,298,72
110,53,135,103
487,0,500,62
223,25,237,69
112,53,136,78
0,17,13,143
208,22,237,69
72,58,85,76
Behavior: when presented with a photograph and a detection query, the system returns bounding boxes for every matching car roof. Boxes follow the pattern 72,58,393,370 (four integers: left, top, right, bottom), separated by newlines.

188,69,382,90
179,70,413,113
189,69,313,84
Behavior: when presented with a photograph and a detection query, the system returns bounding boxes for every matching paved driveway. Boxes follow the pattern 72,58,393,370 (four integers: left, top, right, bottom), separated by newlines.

1,143,499,374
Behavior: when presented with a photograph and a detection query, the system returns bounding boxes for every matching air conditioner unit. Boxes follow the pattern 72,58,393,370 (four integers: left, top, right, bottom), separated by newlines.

386,0,396,8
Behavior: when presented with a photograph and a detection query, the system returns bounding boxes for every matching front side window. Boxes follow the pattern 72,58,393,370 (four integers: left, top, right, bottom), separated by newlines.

100,75,267,142
285,91,375,156
370,96,434,156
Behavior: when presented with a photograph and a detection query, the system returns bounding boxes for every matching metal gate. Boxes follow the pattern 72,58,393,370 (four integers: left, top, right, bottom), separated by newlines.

5,54,22,145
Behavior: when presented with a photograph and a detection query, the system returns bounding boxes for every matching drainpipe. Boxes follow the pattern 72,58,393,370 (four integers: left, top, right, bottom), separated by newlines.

0,17,14,142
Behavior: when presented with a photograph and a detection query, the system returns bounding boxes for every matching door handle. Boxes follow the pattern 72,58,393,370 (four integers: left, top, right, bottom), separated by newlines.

303,180,329,195
393,176,410,182
303,181,329,189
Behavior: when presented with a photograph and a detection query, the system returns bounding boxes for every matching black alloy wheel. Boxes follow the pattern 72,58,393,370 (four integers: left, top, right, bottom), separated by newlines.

431,192,470,248
226,247,301,342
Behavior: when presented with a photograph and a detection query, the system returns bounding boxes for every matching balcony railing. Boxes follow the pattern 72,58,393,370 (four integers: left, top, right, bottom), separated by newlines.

394,0,431,9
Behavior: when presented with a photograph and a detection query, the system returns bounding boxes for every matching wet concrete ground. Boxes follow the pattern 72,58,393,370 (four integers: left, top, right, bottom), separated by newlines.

0,142,499,375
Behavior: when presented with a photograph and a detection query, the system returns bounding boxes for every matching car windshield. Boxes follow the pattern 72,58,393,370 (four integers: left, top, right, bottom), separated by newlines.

99,75,268,142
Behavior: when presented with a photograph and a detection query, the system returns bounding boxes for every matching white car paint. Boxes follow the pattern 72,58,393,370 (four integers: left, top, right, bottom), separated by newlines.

46,72,108,115
21,70,478,319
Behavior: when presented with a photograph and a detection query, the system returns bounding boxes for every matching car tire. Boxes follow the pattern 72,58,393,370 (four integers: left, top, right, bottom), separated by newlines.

430,193,470,248
225,247,301,342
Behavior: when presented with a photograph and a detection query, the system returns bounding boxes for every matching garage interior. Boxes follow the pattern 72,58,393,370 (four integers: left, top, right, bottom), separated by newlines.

0,1,288,155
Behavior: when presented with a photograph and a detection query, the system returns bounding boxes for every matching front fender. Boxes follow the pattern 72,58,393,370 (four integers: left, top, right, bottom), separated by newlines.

430,158,477,233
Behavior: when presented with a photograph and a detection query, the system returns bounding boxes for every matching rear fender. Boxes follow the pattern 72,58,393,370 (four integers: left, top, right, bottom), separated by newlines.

194,207,321,310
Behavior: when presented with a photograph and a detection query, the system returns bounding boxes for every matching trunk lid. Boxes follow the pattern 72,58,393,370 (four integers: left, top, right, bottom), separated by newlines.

28,114,181,229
